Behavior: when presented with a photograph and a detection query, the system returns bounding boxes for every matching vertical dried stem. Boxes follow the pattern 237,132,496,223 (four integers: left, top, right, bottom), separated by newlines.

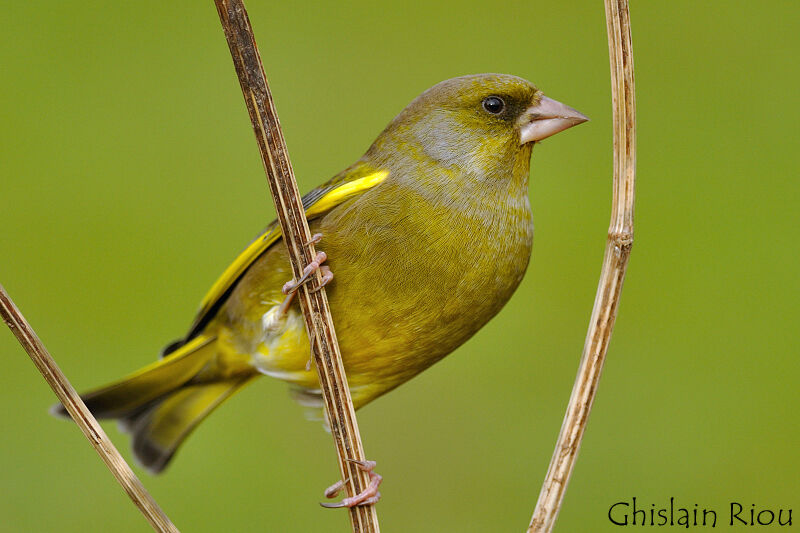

0,284,179,533
213,1,379,531
527,0,636,531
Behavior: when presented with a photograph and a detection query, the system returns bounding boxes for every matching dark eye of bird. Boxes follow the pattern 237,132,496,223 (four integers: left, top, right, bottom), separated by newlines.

482,96,505,114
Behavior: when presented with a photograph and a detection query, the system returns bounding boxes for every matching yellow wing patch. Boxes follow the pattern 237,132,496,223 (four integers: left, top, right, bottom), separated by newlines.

194,223,283,324
305,170,388,218
191,169,389,332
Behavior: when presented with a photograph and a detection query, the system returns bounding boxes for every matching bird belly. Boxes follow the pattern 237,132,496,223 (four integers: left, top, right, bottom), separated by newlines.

221,187,533,409
316,191,534,398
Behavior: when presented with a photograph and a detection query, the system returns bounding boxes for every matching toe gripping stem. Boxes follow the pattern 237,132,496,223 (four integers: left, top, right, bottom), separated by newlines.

282,233,333,295
320,459,382,508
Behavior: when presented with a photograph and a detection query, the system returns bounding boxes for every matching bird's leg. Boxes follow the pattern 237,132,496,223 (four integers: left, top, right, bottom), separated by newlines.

275,263,332,315
282,251,330,294
278,233,334,315
268,236,334,359
320,459,382,508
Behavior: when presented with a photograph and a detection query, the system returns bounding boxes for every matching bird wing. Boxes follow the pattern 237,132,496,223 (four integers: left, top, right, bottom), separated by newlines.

181,164,389,343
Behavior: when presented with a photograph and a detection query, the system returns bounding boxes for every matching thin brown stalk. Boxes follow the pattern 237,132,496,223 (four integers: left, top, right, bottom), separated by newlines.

213,1,379,531
0,284,179,533
527,0,636,531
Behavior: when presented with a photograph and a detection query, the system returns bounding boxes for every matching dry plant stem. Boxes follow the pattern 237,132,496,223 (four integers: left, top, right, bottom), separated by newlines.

527,1,636,532
213,1,379,531
0,284,179,533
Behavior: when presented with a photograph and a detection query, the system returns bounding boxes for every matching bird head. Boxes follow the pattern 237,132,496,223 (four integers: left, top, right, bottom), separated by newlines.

366,74,588,181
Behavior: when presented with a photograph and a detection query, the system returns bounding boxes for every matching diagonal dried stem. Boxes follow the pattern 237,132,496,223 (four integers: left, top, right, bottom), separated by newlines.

0,284,179,533
213,1,379,531
527,0,636,531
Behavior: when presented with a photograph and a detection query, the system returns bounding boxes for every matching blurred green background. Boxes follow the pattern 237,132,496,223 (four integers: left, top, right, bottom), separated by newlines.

2,1,797,531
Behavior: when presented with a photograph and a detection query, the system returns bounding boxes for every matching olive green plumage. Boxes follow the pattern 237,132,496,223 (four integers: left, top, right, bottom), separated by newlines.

52,73,587,472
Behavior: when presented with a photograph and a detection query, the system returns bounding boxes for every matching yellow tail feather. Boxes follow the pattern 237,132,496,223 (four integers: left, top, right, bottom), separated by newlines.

125,376,252,473
51,335,217,420
51,334,254,472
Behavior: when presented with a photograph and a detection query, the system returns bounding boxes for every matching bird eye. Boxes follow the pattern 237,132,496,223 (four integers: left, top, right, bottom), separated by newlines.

482,96,505,114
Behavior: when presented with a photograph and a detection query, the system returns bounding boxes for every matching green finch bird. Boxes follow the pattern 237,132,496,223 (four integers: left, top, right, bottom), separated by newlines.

52,73,587,474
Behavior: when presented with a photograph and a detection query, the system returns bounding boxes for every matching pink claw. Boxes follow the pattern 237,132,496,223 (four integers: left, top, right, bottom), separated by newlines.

282,251,329,295
305,233,324,246
324,478,348,499
320,460,383,509
309,265,334,293
276,238,333,318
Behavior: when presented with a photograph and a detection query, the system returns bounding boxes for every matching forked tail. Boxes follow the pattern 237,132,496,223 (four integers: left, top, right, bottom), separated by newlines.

51,335,252,473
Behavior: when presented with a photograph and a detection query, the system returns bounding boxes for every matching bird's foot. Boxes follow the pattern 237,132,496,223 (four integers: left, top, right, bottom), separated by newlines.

276,233,333,369
304,232,324,246
281,251,333,295
320,459,382,508
276,263,333,319
281,233,334,299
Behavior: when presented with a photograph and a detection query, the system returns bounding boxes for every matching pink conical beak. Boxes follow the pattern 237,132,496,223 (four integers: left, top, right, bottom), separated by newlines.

519,95,589,144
